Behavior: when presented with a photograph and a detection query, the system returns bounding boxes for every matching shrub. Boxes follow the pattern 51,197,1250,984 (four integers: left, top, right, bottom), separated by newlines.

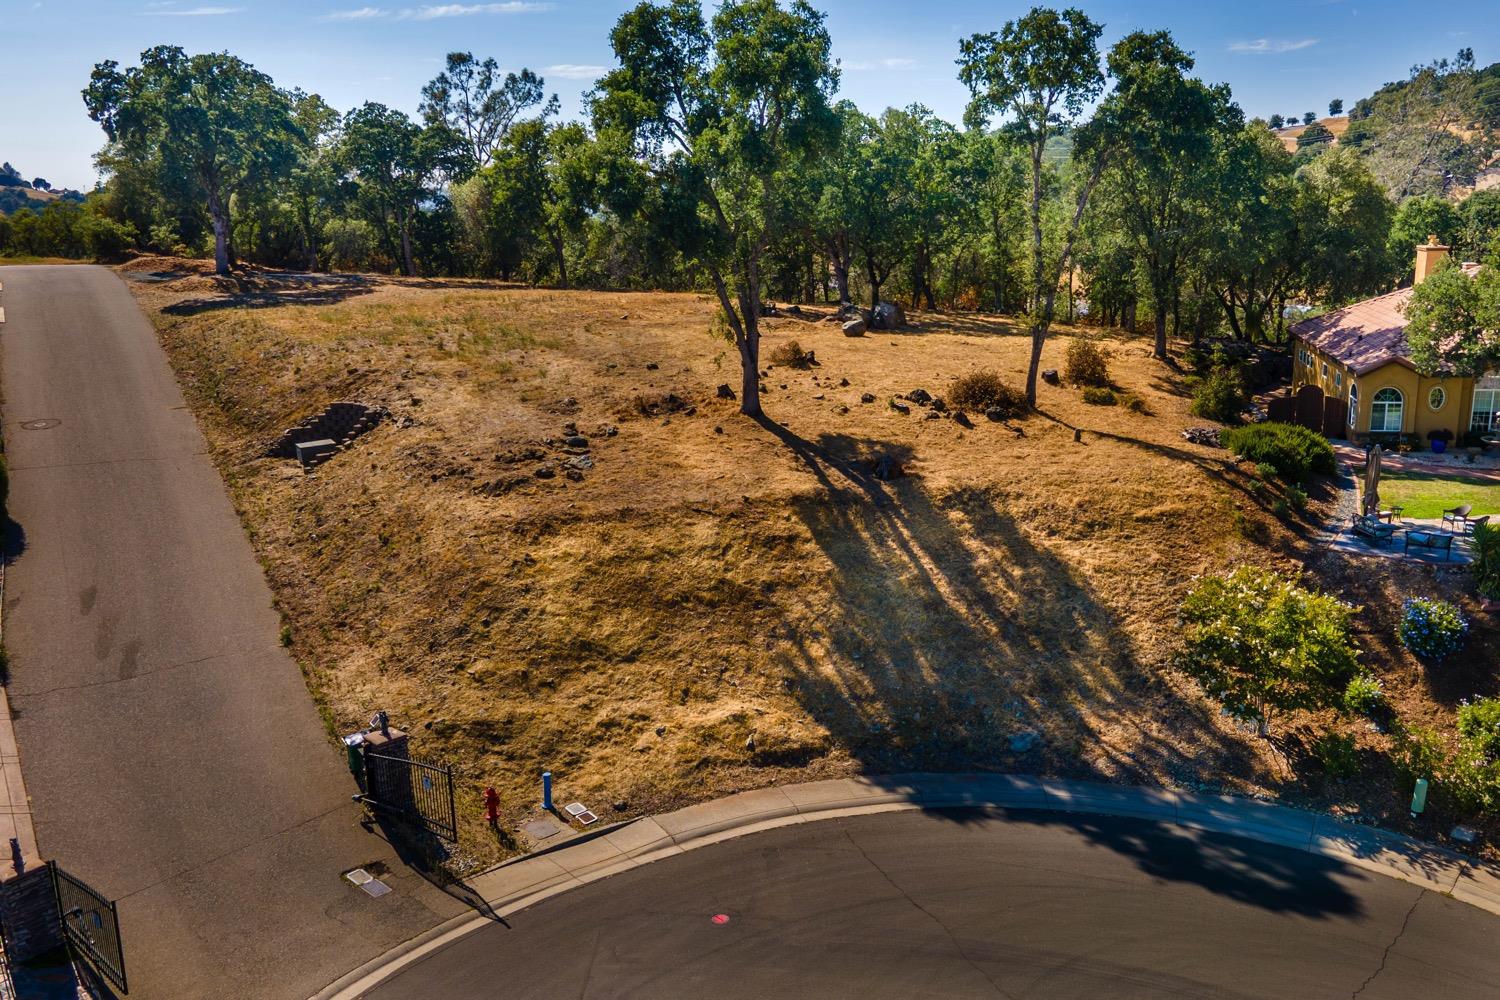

950,370,1028,417
1064,339,1111,387
1287,486,1308,513
768,340,812,368
1473,521,1500,600
1398,597,1468,660
1342,673,1384,715
1254,462,1280,481
1394,717,1500,817
323,217,377,272
1189,365,1246,422
1223,422,1336,482
81,215,137,262
1121,392,1148,414
1081,386,1117,405
1313,732,1360,778
1457,697,1500,761
1177,566,1361,736
1271,497,1290,517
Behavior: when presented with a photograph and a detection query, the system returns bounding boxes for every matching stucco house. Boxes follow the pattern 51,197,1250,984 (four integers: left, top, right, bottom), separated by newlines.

1291,237,1497,446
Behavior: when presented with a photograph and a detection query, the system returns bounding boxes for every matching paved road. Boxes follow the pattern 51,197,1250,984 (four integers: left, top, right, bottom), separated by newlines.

0,266,459,999
369,808,1500,1000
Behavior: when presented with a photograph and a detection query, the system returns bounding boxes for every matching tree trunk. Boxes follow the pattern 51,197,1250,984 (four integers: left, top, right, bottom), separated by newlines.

400,212,416,277
206,186,232,275
551,229,568,289
1153,310,1169,361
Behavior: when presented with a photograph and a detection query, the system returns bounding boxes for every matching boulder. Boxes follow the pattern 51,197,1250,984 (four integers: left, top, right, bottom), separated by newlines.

889,399,910,415
907,388,932,405
1042,369,1060,385
860,392,876,404
953,411,973,428
984,406,1008,422
871,300,907,330
842,317,868,337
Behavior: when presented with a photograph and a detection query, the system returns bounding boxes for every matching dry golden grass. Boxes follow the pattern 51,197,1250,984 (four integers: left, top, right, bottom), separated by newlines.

127,260,1350,865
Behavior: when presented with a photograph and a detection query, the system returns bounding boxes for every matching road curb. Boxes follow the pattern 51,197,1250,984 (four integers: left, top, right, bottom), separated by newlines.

310,773,1500,999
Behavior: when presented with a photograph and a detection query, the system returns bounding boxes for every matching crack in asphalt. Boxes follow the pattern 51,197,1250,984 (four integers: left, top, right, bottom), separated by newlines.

841,824,1017,999
1351,889,1424,999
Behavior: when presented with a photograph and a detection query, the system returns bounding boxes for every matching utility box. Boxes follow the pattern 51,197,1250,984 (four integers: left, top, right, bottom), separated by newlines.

294,438,338,470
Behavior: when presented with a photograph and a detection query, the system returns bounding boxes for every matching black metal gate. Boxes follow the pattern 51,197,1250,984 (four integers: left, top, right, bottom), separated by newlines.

51,863,127,995
363,752,458,842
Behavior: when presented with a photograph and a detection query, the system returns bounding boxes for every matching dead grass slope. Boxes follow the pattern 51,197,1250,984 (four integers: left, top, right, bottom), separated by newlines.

128,262,1327,864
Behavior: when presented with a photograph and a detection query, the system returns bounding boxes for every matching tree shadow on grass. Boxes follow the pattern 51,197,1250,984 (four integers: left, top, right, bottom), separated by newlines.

162,273,377,316
756,416,1253,793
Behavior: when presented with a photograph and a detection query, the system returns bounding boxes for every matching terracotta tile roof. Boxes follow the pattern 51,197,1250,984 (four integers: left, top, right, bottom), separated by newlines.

1292,263,1481,375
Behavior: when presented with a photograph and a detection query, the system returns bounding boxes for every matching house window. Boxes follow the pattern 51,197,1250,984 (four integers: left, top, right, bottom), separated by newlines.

1320,362,1329,380
1370,387,1404,433
1335,371,1343,389
1428,386,1446,411
1473,382,1500,433
1348,382,1358,428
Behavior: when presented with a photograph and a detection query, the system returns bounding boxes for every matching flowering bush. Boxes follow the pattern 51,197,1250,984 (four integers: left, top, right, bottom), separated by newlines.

1342,674,1384,715
1178,566,1361,735
1398,597,1468,660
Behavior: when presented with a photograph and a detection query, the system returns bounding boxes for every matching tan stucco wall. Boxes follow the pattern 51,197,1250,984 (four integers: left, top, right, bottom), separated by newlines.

1292,336,1475,444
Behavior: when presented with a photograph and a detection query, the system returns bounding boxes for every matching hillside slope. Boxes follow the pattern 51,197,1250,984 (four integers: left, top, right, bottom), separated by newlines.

125,261,1335,864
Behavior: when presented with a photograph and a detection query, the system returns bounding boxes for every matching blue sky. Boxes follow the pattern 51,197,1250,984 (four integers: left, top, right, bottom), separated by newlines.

3,0,1494,191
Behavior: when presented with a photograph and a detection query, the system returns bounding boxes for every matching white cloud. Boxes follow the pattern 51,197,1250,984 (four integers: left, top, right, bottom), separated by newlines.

321,5,386,19
399,2,549,18
546,64,606,80
1228,38,1318,54
143,4,244,13
841,57,916,72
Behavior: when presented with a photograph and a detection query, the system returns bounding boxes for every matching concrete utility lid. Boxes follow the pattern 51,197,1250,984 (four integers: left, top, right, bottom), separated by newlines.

565,802,599,825
522,817,565,840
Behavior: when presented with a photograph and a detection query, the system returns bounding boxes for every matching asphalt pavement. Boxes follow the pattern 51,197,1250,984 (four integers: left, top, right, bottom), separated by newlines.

0,265,460,999
368,808,1500,1000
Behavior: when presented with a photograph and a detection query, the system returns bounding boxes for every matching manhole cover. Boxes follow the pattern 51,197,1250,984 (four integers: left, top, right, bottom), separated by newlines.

20,419,60,431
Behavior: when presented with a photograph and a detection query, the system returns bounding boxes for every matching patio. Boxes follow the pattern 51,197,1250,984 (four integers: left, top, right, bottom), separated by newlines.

1331,516,1477,564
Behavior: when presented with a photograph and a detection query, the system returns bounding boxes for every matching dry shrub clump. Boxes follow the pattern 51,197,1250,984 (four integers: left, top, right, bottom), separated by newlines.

769,340,814,368
950,369,1028,417
1065,339,1111,387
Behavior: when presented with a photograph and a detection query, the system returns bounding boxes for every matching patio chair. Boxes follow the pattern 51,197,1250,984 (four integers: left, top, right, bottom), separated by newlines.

1377,504,1404,523
1351,514,1395,547
1441,504,1474,532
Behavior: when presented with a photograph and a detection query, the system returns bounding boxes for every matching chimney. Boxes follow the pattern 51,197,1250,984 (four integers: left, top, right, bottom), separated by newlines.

1414,234,1449,286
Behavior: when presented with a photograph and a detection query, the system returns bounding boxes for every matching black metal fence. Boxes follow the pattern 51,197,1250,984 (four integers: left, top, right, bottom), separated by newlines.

51,863,127,995
364,752,458,843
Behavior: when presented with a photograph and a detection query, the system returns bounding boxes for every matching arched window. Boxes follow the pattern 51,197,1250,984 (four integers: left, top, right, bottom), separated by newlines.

1370,387,1403,433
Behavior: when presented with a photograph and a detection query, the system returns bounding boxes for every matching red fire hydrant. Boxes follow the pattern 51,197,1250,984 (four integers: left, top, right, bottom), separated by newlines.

483,786,501,828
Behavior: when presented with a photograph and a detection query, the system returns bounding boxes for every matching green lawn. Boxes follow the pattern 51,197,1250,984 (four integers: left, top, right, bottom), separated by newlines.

1373,471,1500,520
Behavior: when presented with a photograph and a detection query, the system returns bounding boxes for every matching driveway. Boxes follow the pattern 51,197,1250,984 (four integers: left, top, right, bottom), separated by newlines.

0,265,460,999
369,808,1500,999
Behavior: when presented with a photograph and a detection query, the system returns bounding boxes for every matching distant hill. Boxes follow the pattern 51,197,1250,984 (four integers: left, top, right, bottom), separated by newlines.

1272,116,1349,154
0,161,85,214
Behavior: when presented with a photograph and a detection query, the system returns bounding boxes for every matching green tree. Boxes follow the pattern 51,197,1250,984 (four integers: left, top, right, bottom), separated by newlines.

1302,111,1317,125
959,5,1107,405
84,47,301,275
1295,146,1394,304
1208,123,1298,341
1328,98,1343,116
1099,30,1242,359
338,103,463,276
1458,188,1500,262
1388,193,1460,279
592,0,839,418
419,53,558,173
1404,259,1500,376
1178,566,1363,737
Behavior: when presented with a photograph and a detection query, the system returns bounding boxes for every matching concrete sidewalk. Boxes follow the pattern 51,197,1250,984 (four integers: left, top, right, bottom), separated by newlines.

315,773,1500,1000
